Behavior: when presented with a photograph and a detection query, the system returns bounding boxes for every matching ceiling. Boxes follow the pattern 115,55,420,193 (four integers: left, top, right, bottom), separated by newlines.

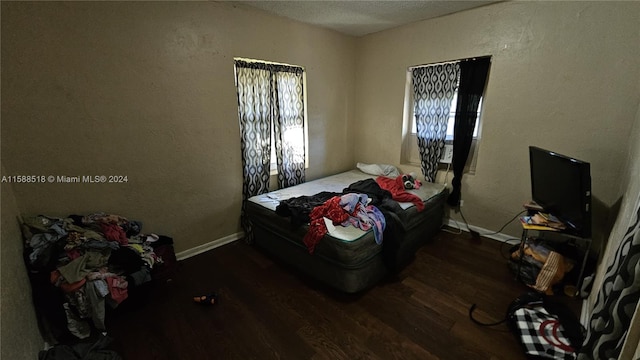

236,1,499,37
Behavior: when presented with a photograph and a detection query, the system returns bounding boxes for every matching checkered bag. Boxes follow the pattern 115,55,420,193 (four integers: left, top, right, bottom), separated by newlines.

509,305,577,360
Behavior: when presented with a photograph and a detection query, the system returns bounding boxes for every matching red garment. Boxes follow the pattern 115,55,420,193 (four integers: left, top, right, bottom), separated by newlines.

66,249,82,260
303,196,350,254
106,276,129,305
375,176,425,211
100,223,128,245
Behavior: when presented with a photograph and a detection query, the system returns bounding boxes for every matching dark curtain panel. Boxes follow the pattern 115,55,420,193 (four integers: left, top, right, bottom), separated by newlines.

447,57,491,207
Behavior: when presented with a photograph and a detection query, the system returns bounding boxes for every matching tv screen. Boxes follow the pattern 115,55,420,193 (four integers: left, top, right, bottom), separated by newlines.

529,146,591,238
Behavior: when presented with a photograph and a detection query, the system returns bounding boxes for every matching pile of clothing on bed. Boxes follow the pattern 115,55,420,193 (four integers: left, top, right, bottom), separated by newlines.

21,213,176,343
275,175,425,257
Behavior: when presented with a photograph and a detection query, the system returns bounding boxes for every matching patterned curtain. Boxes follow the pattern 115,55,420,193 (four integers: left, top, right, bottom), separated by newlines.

412,63,460,182
235,60,306,242
578,196,640,359
235,61,273,242
274,68,306,188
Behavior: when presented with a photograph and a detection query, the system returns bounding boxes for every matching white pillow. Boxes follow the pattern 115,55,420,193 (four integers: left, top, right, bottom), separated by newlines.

356,162,400,177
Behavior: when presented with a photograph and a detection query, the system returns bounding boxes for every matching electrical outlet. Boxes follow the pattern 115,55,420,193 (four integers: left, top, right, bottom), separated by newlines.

459,200,464,207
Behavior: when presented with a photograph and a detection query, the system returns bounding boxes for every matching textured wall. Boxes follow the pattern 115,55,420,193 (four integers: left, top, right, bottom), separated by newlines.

3,2,639,356
586,99,640,358
1,168,43,357
1,2,356,253
353,1,640,240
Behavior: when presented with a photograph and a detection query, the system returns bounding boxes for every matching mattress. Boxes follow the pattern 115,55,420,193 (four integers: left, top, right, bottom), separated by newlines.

246,169,448,292
249,170,445,241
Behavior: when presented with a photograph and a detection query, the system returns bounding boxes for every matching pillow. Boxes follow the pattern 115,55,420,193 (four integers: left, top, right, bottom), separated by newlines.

356,162,400,177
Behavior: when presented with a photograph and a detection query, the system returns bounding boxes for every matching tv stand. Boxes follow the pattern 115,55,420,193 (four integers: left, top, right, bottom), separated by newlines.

517,212,592,296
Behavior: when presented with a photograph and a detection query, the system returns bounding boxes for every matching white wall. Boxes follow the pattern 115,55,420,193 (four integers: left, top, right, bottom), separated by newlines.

353,2,640,246
1,1,358,356
1,1,357,254
588,98,640,360
2,1,639,356
0,168,43,358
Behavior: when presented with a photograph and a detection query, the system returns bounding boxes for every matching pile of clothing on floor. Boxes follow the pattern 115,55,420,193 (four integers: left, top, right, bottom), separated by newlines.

21,212,177,343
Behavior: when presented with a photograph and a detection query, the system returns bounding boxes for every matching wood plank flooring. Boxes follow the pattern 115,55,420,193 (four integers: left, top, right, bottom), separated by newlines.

106,230,582,359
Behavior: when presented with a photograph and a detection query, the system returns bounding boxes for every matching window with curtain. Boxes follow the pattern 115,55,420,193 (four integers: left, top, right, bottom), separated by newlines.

402,59,487,174
402,57,490,206
234,58,308,186
410,92,482,141
234,58,308,241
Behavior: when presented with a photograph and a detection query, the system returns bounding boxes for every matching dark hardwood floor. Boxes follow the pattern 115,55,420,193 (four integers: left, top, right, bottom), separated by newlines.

106,230,581,360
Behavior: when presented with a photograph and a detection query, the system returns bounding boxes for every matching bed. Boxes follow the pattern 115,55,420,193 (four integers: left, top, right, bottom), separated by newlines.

246,169,448,293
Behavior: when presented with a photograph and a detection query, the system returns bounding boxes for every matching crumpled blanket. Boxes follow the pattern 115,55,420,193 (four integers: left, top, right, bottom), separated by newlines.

303,196,349,254
303,193,386,253
375,175,425,211
276,191,341,226
339,193,386,244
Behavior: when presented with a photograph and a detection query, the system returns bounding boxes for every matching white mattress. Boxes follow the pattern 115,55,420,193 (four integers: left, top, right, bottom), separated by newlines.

248,169,446,241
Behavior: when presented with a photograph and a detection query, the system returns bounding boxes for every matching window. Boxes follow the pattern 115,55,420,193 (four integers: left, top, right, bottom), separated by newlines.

402,61,485,172
409,92,482,141
234,58,308,180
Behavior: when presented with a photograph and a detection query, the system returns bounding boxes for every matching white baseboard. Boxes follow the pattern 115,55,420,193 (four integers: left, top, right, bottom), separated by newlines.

444,218,521,244
175,232,244,261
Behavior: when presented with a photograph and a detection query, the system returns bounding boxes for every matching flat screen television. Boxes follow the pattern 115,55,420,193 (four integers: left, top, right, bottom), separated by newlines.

529,146,592,238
